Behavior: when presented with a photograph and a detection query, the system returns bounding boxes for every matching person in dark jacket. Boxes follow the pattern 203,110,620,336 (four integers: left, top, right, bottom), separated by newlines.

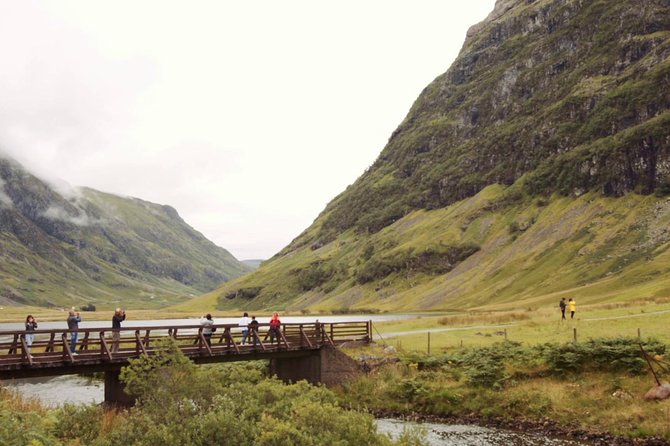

67,310,81,354
25,315,37,354
248,316,260,346
559,298,567,320
111,308,126,353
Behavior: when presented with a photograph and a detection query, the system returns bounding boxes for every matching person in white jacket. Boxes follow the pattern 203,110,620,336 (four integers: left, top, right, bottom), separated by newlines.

238,312,251,345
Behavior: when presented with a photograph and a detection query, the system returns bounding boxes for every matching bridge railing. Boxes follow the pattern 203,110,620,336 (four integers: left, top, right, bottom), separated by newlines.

0,321,372,369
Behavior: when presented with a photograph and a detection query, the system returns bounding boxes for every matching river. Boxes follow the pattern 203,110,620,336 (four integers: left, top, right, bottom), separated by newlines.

0,313,415,332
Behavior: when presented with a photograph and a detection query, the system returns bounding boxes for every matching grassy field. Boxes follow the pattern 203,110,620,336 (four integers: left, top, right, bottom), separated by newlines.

372,298,670,353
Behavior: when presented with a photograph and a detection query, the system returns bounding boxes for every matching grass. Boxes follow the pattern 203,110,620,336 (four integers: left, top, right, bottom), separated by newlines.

337,341,670,440
372,300,670,353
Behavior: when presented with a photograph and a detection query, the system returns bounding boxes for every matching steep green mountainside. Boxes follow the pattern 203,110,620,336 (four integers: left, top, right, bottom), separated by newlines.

188,0,670,312
0,156,251,309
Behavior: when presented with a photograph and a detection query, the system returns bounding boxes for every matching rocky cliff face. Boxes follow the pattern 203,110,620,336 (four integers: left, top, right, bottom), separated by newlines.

0,156,250,308
294,0,670,248
204,0,670,312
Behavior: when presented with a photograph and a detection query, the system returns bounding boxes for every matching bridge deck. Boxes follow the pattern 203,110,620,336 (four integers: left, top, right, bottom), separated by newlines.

0,321,372,379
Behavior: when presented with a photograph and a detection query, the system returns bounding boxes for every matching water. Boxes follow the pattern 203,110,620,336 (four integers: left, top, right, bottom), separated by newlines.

377,418,590,446
4,375,104,407
0,314,415,332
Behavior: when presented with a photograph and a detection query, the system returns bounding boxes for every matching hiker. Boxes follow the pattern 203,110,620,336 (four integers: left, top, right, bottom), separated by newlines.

238,312,251,345
568,298,576,319
25,315,37,354
67,310,81,354
268,312,281,344
200,313,214,346
111,308,126,353
559,298,567,320
248,316,259,345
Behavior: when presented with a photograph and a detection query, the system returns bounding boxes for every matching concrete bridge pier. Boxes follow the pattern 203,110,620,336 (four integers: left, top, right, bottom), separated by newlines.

104,369,135,407
269,347,361,386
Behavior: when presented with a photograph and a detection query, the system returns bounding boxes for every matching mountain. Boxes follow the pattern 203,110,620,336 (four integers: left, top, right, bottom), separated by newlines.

0,155,251,308
191,0,670,312
242,259,264,270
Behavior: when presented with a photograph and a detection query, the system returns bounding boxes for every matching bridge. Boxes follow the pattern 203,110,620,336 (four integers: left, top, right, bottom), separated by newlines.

0,320,372,405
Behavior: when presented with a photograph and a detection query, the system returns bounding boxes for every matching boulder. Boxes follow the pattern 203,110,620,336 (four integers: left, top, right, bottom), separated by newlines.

643,384,670,401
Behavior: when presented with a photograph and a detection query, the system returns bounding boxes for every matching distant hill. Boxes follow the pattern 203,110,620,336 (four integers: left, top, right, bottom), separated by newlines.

188,0,670,313
0,155,251,309
242,259,264,269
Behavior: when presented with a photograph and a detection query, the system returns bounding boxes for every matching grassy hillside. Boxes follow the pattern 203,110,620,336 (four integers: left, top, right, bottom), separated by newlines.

183,184,670,312
0,156,251,309
182,0,670,313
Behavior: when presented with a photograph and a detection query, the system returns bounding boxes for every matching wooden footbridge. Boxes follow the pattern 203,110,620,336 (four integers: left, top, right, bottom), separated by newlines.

0,321,372,405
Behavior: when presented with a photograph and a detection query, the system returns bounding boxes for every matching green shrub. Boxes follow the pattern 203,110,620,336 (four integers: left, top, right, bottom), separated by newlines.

540,337,665,375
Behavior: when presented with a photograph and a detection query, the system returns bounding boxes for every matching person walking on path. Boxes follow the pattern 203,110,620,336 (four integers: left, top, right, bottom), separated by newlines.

25,315,37,355
67,310,81,354
568,298,576,319
200,313,214,346
559,298,567,320
248,316,259,346
268,312,281,344
111,308,126,353
238,312,251,345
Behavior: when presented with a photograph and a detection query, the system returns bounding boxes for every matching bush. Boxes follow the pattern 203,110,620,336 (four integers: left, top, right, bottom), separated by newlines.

540,337,665,375
355,243,480,284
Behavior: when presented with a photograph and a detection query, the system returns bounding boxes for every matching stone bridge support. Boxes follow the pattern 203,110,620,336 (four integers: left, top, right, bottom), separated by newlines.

269,346,361,386
104,369,135,407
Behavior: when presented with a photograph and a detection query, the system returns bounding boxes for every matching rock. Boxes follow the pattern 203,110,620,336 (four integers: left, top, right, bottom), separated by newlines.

643,384,670,400
383,345,397,354
611,390,633,401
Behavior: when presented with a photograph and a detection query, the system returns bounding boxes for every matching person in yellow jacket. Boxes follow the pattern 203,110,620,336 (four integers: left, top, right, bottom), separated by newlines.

568,298,576,319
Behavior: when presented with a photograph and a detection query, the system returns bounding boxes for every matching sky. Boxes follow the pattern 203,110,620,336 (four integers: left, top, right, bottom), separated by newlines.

0,0,496,260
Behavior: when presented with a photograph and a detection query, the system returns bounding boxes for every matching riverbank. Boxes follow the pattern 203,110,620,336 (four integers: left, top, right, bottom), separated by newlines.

371,410,670,446
337,340,670,445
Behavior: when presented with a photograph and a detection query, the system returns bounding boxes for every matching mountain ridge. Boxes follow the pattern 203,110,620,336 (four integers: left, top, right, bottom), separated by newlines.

191,0,670,313
0,154,251,308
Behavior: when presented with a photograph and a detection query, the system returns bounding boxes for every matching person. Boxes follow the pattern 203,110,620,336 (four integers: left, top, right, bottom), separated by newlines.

559,298,567,320
239,312,251,345
25,315,37,355
67,310,81,354
568,298,576,319
200,313,214,346
111,308,126,353
268,312,281,344
248,316,259,346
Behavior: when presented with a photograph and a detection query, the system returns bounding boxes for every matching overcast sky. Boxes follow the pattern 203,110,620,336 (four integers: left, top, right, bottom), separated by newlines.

0,0,496,260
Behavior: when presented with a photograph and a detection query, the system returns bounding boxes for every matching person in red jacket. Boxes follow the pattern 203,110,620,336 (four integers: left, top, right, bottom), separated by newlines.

268,312,281,344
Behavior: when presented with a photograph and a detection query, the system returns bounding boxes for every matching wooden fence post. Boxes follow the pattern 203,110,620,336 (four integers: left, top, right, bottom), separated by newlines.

573,328,577,343
427,332,431,356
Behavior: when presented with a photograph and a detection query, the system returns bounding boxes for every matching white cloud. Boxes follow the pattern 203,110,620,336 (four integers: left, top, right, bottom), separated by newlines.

0,0,496,259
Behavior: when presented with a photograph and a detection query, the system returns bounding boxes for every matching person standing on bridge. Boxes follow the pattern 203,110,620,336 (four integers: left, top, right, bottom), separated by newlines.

200,313,214,346
249,316,259,346
268,312,281,344
239,312,251,345
111,308,126,353
67,310,81,354
25,315,37,354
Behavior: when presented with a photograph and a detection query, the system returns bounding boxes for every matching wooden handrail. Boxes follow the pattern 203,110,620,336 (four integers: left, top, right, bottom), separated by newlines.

0,320,373,371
